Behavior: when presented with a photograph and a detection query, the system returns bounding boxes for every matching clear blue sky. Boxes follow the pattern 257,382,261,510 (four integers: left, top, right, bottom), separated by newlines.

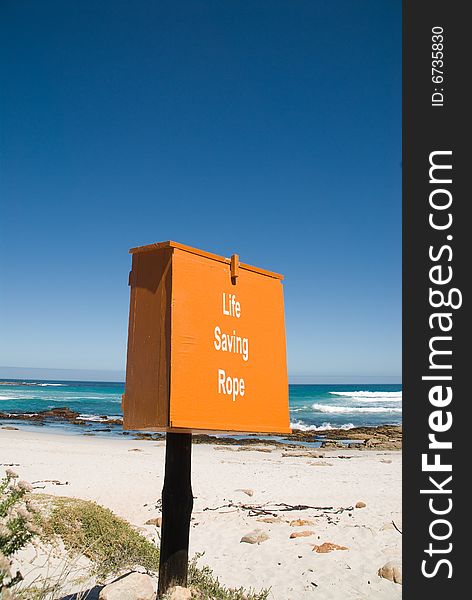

0,1,401,383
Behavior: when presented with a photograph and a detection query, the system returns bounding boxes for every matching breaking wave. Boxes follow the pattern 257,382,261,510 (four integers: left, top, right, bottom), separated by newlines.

77,414,123,422
290,420,355,431
36,383,67,387
312,404,402,414
329,391,401,402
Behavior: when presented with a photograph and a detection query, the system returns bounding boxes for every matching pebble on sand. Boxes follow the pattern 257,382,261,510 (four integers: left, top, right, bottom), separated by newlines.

256,516,282,523
145,517,162,527
240,529,269,544
378,560,402,584
289,530,315,539
355,501,367,508
289,519,315,527
235,488,254,496
312,542,348,553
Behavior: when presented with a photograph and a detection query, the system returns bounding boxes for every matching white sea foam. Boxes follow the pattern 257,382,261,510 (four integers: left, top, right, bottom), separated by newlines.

36,383,66,387
77,414,123,422
39,395,121,402
329,391,401,399
76,414,106,421
0,395,18,401
352,398,402,403
312,404,402,414
290,420,355,431
4,412,39,417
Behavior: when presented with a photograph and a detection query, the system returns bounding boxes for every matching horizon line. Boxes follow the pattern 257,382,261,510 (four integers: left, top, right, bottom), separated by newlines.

0,365,402,385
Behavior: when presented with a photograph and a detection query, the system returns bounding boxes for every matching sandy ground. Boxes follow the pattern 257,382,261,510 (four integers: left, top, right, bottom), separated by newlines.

1,428,402,599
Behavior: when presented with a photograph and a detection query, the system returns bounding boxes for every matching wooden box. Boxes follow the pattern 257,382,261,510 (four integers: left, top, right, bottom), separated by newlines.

123,241,290,433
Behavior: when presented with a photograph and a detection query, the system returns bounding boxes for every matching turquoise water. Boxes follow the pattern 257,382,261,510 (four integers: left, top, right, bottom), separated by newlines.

0,380,401,433
289,383,402,430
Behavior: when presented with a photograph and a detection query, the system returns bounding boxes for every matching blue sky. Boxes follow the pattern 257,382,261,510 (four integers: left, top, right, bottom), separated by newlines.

0,1,401,383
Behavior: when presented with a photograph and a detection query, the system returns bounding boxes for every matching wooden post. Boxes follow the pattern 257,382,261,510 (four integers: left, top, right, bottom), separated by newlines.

157,432,193,597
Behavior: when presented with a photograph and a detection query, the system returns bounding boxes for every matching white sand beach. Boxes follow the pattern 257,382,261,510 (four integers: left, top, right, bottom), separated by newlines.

1,428,401,599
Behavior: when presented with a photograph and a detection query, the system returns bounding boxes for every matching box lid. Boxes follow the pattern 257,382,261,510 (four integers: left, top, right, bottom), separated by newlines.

129,240,284,280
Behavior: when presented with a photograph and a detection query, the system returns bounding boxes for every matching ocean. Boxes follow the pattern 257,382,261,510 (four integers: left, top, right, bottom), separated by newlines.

0,380,401,436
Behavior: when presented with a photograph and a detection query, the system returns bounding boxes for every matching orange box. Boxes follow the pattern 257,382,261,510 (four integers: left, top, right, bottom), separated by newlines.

123,241,290,434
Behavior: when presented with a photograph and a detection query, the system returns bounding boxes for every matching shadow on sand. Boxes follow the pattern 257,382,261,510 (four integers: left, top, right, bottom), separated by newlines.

61,586,102,600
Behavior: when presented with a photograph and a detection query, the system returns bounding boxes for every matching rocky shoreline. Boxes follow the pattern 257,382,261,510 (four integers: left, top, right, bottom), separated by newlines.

288,424,402,449
0,407,402,449
0,407,123,426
